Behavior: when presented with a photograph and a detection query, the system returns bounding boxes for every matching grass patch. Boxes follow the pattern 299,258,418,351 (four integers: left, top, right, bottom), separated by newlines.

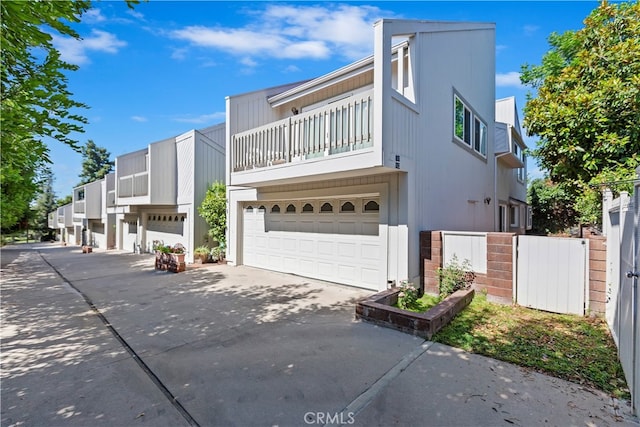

394,293,441,313
432,294,629,399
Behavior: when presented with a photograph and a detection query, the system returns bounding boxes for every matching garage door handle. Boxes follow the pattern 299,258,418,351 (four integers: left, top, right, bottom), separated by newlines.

627,271,639,279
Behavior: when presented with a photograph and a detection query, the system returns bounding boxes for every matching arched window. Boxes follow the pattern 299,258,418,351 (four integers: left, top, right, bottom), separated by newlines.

341,201,355,213
302,203,314,213
271,204,281,213
174,216,179,221
148,216,151,221
245,206,253,212
286,204,296,213
320,202,333,213
152,216,156,221
364,201,380,212
258,205,266,211
181,216,185,222
163,216,167,221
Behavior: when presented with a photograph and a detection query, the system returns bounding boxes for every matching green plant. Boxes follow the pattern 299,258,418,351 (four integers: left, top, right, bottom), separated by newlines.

437,255,475,298
396,281,418,310
194,245,209,256
198,181,226,248
210,246,222,259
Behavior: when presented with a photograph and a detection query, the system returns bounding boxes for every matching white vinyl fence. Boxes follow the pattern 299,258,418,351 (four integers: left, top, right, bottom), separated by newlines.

603,168,640,416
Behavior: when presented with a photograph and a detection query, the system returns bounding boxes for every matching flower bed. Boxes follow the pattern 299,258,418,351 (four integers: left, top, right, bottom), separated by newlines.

355,287,474,339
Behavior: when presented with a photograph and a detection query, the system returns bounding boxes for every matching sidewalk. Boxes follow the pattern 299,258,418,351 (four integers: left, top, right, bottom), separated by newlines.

1,244,637,426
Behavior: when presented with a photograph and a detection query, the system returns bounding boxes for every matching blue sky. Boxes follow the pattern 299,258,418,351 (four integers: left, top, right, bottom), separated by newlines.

47,0,601,197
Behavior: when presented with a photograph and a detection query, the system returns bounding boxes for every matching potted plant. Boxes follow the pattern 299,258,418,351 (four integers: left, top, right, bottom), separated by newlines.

194,245,210,264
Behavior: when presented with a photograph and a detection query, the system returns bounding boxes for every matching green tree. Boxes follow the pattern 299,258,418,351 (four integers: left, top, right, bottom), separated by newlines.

32,167,57,236
1,1,90,228
78,140,114,185
526,178,576,235
56,195,72,208
521,1,640,227
198,181,226,248
1,0,139,229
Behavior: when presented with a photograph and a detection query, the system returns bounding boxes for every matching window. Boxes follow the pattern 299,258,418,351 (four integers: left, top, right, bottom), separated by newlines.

474,118,487,156
515,144,526,181
286,204,296,213
258,205,266,211
245,206,253,213
320,202,333,213
454,94,487,157
302,203,314,213
340,201,355,213
510,205,519,227
454,96,470,145
271,204,281,213
364,201,379,212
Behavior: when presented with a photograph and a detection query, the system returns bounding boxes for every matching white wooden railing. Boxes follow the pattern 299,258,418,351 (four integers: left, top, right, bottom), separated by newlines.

74,200,85,214
118,172,149,198
233,90,374,172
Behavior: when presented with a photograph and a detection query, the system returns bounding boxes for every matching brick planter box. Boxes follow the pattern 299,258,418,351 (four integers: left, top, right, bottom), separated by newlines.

355,288,474,339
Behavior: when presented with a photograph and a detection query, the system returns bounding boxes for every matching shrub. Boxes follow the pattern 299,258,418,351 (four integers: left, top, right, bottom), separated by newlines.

437,255,475,298
397,280,418,310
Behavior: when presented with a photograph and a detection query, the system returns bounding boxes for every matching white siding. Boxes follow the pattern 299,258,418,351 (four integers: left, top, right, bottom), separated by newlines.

193,131,226,251
85,180,102,219
149,138,177,205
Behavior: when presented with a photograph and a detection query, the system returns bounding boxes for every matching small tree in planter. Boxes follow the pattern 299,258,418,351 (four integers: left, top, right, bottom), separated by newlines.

194,245,210,264
198,181,226,258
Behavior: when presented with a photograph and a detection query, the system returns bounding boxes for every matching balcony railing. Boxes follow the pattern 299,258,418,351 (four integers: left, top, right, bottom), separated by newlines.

118,172,149,198
233,90,374,172
74,200,85,214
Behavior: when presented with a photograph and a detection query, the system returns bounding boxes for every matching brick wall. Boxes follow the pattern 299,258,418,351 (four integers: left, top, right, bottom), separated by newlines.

420,230,607,313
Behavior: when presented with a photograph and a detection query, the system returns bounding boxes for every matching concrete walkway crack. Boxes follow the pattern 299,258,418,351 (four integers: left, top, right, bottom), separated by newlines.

38,251,200,427
331,341,434,425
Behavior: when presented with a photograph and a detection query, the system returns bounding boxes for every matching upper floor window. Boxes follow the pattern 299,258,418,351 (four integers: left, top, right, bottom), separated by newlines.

454,94,487,157
515,144,526,182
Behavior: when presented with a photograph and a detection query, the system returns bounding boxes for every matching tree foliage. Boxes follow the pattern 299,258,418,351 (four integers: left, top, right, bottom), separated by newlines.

521,1,640,226
198,181,227,247
32,167,57,234
526,178,576,235
78,140,114,185
1,0,90,228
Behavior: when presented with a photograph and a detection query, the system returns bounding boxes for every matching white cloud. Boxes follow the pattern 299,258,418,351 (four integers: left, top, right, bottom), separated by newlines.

126,9,145,21
84,9,106,23
496,72,524,89
523,25,540,36
52,30,126,65
131,116,148,122
171,47,188,61
240,57,258,67
284,65,301,73
496,44,507,54
169,4,390,63
173,112,226,124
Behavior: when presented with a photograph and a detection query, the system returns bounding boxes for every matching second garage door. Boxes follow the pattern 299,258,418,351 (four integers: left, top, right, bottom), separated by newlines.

242,198,384,290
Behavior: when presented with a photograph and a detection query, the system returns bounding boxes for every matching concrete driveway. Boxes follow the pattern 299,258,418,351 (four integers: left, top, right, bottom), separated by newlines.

1,244,637,427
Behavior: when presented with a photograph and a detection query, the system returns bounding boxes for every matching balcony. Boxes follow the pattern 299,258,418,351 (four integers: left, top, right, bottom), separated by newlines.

232,90,373,173
74,200,85,214
118,172,149,198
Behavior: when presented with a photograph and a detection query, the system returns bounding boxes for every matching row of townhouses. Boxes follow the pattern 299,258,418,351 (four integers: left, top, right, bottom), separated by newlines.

49,19,530,291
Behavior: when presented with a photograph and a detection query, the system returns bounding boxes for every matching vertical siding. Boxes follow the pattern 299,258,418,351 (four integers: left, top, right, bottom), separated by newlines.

193,132,226,249
85,180,102,218
149,138,177,205
176,134,194,206
412,28,496,234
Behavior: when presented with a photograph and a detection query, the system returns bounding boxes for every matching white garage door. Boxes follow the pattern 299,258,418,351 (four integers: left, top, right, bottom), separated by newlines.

242,199,384,290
